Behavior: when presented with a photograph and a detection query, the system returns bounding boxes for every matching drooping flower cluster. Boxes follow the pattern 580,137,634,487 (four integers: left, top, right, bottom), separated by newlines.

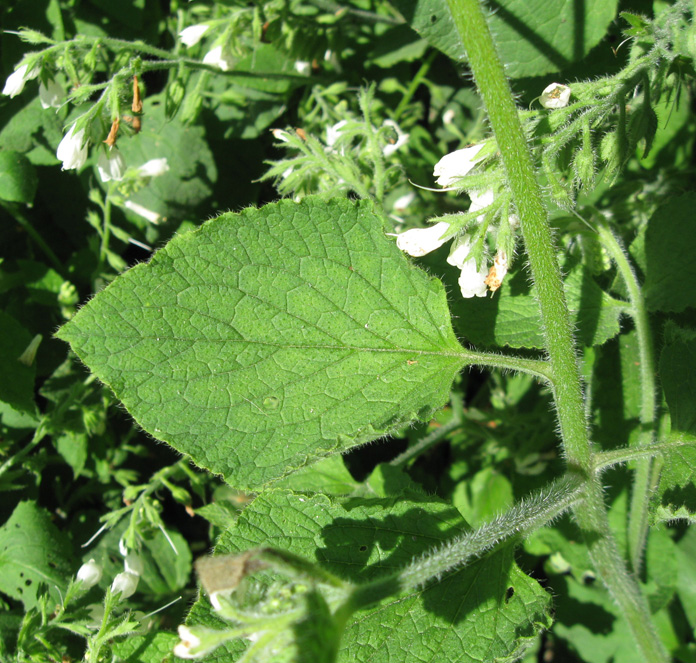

394,143,510,298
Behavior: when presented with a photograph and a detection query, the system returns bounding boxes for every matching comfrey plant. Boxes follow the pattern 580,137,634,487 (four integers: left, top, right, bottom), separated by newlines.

2,0,695,661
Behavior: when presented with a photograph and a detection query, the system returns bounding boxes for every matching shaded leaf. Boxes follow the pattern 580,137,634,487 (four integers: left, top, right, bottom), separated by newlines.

0,311,37,415
0,501,72,609
190,491,552,663
394,0,619,78
644,194,696,313
0,150,37,203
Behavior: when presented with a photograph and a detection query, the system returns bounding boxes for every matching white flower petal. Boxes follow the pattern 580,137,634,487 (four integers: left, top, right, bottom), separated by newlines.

395,221,451,257
57,125,88,170
446,233,488,298
540,83,571,109
179,24,209,47
433,144,485,187
124,551,144,576
124,200,161,224
294,60,311,75
446,234,474,268
393,191,416,212
469,189,495,216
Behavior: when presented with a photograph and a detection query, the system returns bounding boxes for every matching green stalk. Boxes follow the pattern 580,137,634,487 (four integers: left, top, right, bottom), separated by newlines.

393,51,436,122
595,221,657,574
444,0,667,660
346,474,585,610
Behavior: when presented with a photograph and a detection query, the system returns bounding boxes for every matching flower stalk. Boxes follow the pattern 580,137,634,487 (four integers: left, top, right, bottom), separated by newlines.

444,0,668,660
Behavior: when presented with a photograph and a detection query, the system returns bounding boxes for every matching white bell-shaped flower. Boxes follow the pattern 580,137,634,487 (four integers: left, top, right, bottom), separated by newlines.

433,144,485,187
395,221,451,257
540,83,571,109
56,124,88,170
97,148,126,182
76,559,103,589
179,24,209,47
2,64,38,98
124,551,145,576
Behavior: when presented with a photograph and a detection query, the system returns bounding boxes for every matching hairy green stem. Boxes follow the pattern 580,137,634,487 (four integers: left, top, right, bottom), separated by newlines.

460,349,553,382
595,221,657,575
347,474,585,610
594,434,696,470
390,393,464,467
445,0,667,660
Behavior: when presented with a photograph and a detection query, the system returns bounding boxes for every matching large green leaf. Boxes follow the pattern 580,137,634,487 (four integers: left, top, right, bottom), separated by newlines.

394,0,619,78
57,197,465,489
190,491,552,663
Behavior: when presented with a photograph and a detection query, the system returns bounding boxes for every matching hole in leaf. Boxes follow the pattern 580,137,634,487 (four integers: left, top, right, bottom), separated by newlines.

505,586,514,603
430,14,437,24
359,545,367,552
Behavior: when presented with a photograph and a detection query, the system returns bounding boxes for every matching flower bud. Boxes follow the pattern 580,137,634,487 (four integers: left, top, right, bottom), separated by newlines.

39,79,64,109
77,559,103,589
540,83,571,109
2,63,39,98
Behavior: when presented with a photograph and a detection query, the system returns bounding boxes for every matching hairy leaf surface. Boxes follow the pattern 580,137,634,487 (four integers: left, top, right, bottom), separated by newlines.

58,198,465,489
